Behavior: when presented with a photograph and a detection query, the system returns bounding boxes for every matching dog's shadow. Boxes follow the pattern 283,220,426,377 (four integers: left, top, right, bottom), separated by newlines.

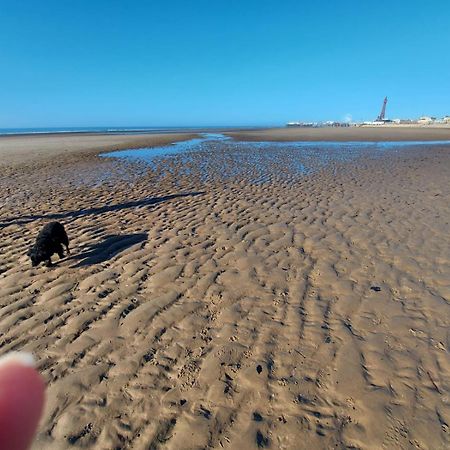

70,233,148,267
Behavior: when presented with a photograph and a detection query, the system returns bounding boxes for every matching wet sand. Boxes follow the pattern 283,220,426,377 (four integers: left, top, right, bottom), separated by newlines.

226,125,450,142
0,134,449,449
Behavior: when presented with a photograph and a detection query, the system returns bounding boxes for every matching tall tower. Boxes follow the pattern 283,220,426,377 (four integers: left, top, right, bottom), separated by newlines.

377,97,388,121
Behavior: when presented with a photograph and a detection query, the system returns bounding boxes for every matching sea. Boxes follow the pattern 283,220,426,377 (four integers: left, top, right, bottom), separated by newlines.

0,126,260,136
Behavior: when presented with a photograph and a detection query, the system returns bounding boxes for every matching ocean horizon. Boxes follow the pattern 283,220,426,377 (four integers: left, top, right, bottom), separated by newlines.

0,125,265,136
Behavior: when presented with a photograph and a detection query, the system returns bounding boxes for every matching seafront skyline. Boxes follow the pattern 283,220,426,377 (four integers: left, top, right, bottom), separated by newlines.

1,0,450,128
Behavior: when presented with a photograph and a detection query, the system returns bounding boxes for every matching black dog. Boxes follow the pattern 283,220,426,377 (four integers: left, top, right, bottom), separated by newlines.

28,222,70,267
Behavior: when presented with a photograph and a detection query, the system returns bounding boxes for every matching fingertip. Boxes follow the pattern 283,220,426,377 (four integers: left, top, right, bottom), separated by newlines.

0,353,46,450
0,352,35,369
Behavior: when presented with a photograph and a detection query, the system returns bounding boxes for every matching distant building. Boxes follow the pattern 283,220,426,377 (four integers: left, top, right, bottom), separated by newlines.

417,116,434,124
326,121,350,127
286,121,317,127
391,119,415,124
362,120,385,126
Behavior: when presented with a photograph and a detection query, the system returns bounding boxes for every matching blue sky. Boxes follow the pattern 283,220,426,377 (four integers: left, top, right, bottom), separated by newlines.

1,0,449,127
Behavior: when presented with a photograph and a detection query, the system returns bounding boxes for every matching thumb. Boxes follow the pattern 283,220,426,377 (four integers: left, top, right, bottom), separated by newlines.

0,353,46,450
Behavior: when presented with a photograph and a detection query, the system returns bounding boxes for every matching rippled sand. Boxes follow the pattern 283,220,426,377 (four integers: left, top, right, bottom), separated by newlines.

0,136,449,449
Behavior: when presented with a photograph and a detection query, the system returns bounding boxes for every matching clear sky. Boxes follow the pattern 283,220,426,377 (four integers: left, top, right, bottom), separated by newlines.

1,0,449,128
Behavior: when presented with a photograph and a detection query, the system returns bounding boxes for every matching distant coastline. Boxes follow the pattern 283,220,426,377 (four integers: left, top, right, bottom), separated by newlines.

0,126,265,137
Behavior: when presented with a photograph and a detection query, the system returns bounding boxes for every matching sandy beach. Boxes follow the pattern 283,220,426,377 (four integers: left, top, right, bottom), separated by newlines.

0,133,199,166
1,130,449,449
226,125,450,142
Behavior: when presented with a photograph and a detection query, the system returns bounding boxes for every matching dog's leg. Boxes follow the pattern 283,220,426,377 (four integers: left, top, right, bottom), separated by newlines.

55,243,65,259
62,232,70,254
56,244,64,259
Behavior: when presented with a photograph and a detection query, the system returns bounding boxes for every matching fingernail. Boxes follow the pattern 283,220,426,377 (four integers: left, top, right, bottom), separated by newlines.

0,352,35,369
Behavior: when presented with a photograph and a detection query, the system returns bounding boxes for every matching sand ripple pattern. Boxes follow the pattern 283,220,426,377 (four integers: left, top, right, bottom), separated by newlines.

1,143,449,449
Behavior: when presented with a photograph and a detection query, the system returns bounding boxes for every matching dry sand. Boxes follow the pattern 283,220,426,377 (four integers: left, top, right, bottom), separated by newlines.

0,132,449,449
0,133,199,166
226,125,450,142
